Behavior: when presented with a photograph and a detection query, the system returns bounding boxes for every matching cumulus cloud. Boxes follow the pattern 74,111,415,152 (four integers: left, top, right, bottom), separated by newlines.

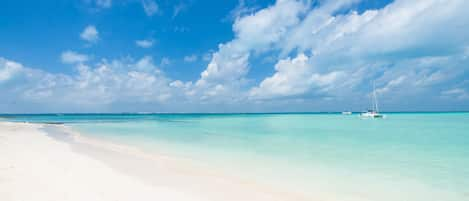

0,56,178,112
61,51,89,64
184,0,468,110
195,0,307,95
247,0,469,103
80,25,99,43
0,58,23,82
135,39,154,48
142,0,159,16
249,54,343,99
3,0,469,112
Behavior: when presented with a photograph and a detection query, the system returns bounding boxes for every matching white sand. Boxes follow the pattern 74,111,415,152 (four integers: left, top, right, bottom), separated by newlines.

0,122,311,201
0,122,206,201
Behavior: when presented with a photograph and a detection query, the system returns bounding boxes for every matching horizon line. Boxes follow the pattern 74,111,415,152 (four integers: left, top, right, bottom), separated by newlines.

1,111,469,115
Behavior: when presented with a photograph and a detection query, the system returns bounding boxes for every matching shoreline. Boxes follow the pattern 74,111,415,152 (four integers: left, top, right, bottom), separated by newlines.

0,121,312,201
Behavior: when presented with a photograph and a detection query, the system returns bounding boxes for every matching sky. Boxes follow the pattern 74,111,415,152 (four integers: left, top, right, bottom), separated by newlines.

1,0,469,113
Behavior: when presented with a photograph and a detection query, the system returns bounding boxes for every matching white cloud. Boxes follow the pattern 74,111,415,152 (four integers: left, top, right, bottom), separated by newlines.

198,49,249,85
0,56,177,112
61,51,89,64
135,39,154,48
80,25,99,43
231,0,306,51
0,58,23,82
155,0,468,108
225,0,259,21
3,0,469,112
169,80,184,88
142,0,159,16
183,54,198,62
196,0,307,93
193,0,365,103
248,0,469,102
441,88,469,100
249,54,343,99
285,0,469,59
375,76,406,94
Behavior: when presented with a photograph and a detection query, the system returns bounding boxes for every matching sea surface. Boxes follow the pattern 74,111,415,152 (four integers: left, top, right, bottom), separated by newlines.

3,112,469,200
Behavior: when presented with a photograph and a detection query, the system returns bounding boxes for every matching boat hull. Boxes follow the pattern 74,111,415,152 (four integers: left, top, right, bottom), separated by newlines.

360,113,384,118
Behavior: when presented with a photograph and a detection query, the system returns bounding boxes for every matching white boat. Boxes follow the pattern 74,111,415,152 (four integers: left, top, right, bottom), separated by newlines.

361,82,384,118
360,110,383,118
342,111,352,115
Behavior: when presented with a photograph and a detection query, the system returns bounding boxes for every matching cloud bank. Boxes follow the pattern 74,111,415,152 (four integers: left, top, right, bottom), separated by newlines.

1,0,469,112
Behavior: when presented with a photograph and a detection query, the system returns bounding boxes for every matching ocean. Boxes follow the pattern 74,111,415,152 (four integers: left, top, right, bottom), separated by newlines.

3,112,469,200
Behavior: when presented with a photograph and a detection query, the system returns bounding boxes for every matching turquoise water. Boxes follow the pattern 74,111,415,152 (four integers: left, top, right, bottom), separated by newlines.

3,113,469,200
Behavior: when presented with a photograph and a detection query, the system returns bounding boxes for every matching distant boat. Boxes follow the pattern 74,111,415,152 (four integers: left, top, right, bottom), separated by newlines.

342,111,352,115
361,82,384,118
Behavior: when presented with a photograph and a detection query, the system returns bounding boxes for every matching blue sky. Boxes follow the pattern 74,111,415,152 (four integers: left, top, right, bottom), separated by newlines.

1,0,469,113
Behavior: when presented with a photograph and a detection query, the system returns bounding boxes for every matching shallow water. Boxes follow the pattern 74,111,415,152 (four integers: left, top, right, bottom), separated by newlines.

4,113,469,200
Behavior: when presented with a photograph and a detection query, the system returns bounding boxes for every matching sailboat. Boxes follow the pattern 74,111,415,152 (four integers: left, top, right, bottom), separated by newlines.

360,82,384,118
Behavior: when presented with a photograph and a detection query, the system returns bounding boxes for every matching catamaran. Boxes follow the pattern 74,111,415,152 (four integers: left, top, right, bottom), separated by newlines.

361,82,384,118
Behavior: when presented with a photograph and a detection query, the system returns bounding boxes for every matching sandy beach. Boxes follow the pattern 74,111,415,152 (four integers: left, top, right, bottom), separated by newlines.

0,122,311,201
2,0,468,200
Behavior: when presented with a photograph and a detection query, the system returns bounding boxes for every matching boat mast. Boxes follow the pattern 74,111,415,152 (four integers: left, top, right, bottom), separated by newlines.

373,82,379,113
